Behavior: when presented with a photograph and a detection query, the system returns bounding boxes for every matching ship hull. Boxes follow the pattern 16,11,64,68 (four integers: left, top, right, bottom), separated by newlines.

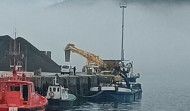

89,87,142,103
0,106,45,111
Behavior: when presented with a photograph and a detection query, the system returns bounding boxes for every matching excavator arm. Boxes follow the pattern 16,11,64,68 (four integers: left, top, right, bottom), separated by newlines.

65,44,104,67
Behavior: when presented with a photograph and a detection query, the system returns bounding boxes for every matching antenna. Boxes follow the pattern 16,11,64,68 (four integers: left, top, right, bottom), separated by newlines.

13,28,17,66
25,45,27,71
54,74,59,85
14,28,17,39
120,4,127,61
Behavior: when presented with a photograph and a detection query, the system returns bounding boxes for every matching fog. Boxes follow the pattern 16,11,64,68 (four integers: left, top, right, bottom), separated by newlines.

0,0,190,85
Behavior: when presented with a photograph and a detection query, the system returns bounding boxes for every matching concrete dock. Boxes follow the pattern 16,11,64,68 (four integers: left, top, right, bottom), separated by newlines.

0,71,99,98
31,72,99,98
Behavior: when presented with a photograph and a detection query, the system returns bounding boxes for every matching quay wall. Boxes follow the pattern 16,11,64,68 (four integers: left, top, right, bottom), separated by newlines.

0,71,99,98
31,73,99,97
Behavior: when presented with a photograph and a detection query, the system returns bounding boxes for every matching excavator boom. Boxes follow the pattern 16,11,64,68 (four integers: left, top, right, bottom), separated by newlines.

65,43,105,67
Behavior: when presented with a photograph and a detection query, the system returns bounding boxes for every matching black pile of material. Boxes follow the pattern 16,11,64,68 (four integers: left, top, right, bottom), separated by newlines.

0,35,60,72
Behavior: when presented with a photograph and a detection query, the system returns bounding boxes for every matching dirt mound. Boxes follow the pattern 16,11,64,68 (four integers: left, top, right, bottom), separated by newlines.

0,35,60,73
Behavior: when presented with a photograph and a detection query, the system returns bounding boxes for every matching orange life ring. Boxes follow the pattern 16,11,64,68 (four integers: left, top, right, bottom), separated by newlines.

49,92,54,98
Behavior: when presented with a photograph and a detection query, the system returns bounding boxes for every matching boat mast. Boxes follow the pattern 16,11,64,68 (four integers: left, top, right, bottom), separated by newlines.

120,5,127,62
10,29,19,70
12,29,18,79
54,75,59,85
13,29,17,66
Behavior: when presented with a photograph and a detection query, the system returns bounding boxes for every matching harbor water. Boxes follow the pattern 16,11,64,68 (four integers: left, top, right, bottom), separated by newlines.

72,72,190,111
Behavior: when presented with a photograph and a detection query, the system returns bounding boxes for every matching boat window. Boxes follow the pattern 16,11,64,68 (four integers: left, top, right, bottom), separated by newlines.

57,87,59,92
50,87,52,92
62,89,65,93
23,85,28,101
53,87,56,92
10,86,20,91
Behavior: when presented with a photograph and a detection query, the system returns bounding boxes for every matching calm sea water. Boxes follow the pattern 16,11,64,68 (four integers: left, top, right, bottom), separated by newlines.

72,73,190,111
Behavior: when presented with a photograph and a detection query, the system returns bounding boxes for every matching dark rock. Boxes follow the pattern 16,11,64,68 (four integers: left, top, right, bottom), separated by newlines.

0,35,60,72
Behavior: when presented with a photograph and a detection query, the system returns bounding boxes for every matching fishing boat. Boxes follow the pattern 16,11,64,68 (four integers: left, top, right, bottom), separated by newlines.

89,61,142,103
89,5,142,103
46,75,76,111
0,68,47,111
0,36,47,111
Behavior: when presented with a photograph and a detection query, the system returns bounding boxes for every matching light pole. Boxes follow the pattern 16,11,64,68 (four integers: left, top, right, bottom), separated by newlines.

120,5,127,61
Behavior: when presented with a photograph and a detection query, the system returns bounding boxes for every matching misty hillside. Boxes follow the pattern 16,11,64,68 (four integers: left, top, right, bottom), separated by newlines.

52,0,190,6
0,35,60,72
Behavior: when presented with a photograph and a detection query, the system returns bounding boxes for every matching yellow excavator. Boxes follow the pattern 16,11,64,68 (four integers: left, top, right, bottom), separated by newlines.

64,43,106,73
64,43,121,83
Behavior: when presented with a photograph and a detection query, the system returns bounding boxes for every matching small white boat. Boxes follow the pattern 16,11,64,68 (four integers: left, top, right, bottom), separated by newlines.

46,75,76,111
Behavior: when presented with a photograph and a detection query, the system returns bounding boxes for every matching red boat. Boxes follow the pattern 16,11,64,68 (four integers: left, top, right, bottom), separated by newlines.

0,35,47,111
0,68,47,111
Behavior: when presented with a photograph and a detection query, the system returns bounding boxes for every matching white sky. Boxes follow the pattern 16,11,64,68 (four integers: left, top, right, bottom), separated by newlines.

0,0,190,81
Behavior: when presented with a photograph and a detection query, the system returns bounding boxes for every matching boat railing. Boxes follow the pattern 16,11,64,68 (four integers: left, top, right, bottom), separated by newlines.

0,71,34,77
0,72,12,81
0,71,34,82
129,73,140,78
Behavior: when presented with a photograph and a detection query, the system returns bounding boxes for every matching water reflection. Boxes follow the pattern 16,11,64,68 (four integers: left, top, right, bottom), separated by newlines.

73,101,142,111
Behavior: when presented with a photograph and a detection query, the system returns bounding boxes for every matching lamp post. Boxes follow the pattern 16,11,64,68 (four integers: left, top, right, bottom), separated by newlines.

120,5,127,61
